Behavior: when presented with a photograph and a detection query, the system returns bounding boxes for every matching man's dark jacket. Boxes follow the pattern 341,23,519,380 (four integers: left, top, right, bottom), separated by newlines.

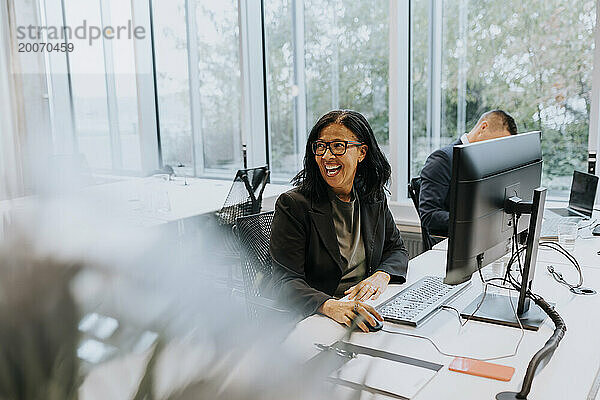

418,138,462,237
270,188,409,318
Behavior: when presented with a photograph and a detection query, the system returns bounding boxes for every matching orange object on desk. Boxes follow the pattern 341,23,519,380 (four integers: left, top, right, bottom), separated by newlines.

449,357,515,381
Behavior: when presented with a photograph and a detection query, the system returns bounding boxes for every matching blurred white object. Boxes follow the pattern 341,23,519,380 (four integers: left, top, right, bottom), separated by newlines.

78,339,118,364
558,219,578,251
78,313,119,340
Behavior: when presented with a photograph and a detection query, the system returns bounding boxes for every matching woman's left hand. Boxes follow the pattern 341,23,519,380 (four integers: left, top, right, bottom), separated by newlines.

344,271,391,301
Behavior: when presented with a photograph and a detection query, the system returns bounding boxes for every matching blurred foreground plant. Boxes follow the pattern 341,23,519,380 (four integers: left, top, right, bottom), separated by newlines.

0,248,80,400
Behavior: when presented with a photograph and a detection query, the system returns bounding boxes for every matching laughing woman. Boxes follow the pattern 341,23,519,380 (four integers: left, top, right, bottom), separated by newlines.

270,110,409,332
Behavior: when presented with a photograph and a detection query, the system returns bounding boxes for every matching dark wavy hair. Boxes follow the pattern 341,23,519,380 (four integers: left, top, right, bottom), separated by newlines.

291,110,391,203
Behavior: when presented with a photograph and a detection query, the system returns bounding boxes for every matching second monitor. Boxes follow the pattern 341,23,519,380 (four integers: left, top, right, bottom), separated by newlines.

445,131,548,331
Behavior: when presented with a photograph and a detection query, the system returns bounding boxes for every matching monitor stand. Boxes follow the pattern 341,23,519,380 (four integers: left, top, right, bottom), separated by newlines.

460,188,549,331
461,292,548,331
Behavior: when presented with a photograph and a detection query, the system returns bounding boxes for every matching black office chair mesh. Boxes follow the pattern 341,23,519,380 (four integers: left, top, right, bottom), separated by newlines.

234,211,288,322
216,166,270,227
408,177,436,252
214,166,270,256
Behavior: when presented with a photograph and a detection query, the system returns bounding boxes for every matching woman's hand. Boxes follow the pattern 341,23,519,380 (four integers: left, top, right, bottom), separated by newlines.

345,271,390,301
318,299,382,332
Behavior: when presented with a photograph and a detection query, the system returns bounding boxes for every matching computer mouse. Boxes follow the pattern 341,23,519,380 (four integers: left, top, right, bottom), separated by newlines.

355,311,384,332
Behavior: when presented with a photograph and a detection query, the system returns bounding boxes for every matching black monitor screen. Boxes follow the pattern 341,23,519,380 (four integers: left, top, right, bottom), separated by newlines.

568,170,598,216
445,132,543,285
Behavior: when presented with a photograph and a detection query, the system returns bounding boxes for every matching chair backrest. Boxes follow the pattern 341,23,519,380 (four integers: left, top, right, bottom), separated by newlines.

408,177,433,252
234,211,275,299
217,166,270,226
408,177,421,211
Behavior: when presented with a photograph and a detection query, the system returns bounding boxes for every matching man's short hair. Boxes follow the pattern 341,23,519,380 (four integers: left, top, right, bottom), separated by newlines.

486,109,518,136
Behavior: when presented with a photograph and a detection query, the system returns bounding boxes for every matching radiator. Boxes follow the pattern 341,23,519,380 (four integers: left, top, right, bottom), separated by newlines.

399,230,424,260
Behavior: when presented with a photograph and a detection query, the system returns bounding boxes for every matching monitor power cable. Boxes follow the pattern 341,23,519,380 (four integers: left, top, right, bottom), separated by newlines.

539,241,596,295
381,254,525,362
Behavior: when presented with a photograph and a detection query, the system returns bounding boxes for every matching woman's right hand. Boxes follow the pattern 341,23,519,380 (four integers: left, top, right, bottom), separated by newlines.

318,299,383,333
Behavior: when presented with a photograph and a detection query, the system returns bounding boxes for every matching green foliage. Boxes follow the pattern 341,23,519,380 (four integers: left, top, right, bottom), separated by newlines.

411,0,595,190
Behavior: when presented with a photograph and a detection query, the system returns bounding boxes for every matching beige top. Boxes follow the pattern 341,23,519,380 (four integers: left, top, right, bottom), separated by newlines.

328,189,367,297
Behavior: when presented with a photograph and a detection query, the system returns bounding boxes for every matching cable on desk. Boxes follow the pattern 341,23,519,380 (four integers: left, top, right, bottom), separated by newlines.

494,220,568,399
444,255,501,329
508,294,566,399
381,290,525,363
481,279,520,293
539,241,591,294
384,232,528,362
577,218,597,231
384,269,526,363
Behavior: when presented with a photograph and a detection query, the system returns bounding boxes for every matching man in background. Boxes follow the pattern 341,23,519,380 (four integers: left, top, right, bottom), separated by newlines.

418,110,518,240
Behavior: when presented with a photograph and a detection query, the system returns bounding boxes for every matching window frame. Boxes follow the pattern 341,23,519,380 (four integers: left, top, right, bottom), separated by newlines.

42,0,600,196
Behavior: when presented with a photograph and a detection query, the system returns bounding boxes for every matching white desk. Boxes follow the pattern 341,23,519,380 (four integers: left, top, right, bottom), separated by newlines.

537,238,600,270
431,239,448,252
81,175,290,227
0,176,291,231
432,233,600,270
284,245,600,399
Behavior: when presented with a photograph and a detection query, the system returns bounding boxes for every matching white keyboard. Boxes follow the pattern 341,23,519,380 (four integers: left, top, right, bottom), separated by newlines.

377,276,470,327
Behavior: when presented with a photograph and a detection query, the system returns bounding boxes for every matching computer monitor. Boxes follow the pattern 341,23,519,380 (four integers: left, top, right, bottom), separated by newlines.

445,131,548,331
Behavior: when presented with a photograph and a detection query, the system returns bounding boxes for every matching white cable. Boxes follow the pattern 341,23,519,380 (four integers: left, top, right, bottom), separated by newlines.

382,220,526,362
382,282,525,362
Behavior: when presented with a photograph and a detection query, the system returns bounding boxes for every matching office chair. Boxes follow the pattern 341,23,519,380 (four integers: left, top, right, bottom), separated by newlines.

234,211,290,322
216,166,270,227
214,166,270,289
408,177,437,252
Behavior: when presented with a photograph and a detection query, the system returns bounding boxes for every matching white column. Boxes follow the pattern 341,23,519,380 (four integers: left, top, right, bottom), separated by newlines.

0,0,25,199
185,0,204,175
132,0,159,175
588,0,600,175
40,0,76,155
238,0,268,168
427,0,442,151
292,0,307,172
456,0,468,137
99,0,123,170
389,0,410,200
330,2,339,109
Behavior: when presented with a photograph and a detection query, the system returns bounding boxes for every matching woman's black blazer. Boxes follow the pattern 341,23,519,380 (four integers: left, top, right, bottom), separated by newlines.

270,188,409,317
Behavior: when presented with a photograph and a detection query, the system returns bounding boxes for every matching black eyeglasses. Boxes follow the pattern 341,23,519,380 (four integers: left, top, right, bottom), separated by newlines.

312,140,363,156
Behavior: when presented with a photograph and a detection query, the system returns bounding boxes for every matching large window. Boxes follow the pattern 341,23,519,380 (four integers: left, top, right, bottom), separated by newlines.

45,0,600,201
152,0,193,175
65,0,142,172
304,0,389,146
65,1,112,170
152,0,243,176
265,0,389,179
264,0,296,177
411,0,596,197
